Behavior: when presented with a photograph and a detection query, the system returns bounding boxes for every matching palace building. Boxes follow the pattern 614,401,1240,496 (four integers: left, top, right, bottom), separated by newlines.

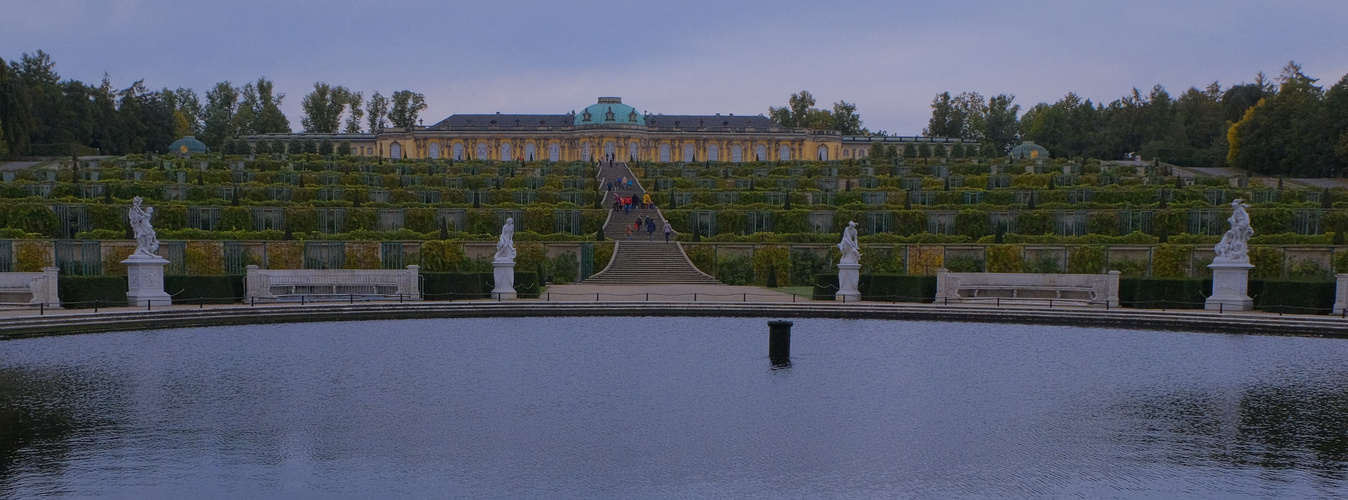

249,97,978,161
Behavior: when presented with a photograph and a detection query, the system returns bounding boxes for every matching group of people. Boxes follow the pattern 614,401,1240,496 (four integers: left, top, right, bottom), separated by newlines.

613,192,653,213
626,215,674,242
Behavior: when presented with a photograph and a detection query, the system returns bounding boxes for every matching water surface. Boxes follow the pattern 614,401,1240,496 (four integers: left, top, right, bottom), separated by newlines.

2,317,1348,498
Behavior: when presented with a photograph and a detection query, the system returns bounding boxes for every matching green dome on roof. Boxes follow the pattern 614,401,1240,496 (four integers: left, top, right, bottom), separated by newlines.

1010,141,1049,160
169,136,208,155
575,97,645,127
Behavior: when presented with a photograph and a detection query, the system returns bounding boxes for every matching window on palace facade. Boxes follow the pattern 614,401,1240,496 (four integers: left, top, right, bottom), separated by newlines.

659,144,671,162
629,143,639,161
731,145,743,163
755,145,767,162
390,142,402,160
525,143,536,161
501,143,513,160
708,144,719,162
779,145,790,161
428,143,440,159
605,141,616,157
453,143,464,160
581,142,590,161
476,143,488,159
817,145,829,160
549,143,560,162
683,144,694,162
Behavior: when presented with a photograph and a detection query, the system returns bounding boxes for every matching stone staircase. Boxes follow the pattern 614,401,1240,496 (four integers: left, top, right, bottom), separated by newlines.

586,161,717,285
584,241,719,285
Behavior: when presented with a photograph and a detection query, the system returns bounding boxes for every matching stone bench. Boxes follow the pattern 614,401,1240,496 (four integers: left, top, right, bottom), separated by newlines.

246,265,421,302
936,269,1120,308
0,268,61,308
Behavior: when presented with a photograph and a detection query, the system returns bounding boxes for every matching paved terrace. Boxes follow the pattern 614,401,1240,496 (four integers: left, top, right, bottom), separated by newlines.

4,290,1348,339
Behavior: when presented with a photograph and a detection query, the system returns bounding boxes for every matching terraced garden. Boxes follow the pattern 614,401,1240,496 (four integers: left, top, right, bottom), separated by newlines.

1,153,1346,301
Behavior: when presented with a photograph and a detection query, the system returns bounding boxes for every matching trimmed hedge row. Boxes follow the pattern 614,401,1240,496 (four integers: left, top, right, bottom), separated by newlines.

810,274,1337,314
56,272,542,308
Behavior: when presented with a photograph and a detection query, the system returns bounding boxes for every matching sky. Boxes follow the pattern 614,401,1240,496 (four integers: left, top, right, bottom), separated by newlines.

3,0,1346,134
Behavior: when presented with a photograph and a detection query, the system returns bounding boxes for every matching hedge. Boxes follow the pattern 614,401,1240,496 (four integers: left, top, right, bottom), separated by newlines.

420,271,540,300
812,274,937,302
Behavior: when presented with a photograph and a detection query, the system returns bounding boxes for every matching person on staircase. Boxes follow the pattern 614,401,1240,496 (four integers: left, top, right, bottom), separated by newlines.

663,220,673,243
642,193,652,209
646,217,656,241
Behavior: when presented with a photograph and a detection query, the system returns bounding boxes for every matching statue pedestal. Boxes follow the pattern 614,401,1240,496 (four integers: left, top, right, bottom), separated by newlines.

492,261,516,300
1206,261,1254,311
122,255,172,307
836,262,861,303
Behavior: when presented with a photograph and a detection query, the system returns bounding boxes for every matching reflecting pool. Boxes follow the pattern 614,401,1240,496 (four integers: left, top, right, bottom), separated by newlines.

3,317,1348,498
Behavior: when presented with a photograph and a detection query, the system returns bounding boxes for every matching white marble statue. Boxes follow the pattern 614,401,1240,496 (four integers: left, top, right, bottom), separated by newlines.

838,220,861,265
494,218,517,263
128,196,160,258
1213,198,1253,263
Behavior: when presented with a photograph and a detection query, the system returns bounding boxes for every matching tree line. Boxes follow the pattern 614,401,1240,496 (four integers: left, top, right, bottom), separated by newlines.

0,50,429,158
922,62,1348,177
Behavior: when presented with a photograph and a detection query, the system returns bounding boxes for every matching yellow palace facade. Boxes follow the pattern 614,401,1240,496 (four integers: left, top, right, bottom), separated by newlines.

376,97,843,163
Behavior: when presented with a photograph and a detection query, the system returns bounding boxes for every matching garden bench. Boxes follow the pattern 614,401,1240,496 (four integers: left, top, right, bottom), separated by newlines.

936,269,1120,308
245,265,421,302
0,268,61,308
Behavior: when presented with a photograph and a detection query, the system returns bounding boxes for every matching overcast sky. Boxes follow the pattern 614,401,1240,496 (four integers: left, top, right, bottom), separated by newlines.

3,0,1346,134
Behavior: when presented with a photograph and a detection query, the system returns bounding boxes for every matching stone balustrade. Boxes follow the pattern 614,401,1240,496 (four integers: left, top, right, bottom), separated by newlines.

246,265,420,302
936,269,1120,308
0,268,61,308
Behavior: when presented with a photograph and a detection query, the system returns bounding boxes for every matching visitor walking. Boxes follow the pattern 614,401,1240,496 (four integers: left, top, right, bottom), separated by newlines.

663,220,672,243
642,193,652,209
646,217,656,241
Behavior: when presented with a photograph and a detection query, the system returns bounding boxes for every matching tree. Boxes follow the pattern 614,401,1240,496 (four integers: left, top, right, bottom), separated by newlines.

252,78,290,134
300,82,352,133
337,140,351,156
388,90,427,129
161,87,202,136
1228,62,1335,177
201,81,239,150
343,91,364,133
924,92,960,137
366,91,388,133
831,100,863,135
0,115,8,158
318,138,334,156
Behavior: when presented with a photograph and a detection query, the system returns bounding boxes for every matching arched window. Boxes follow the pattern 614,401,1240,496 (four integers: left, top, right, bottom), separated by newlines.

390,142,402,160
755,145,767,162
525,143,536,161
659,143,671,162
605,141,616,158
581,142,591,161
476,143,488,160
683,144,695,162
708,144,719,162
779,145,790,161
817,145,829,161
452,143,464,160
731,145,743,163
549,143,560,162
428,142,440,159
500,143,513,161
628,143,639,161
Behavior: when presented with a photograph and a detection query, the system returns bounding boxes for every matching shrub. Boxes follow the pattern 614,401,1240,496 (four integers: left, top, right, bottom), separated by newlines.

420,240,470,272
267,241,303,269
907,245,944,275
1024,255,1061,273
1119,278,1208,309
343,241,381,269
549,252,579,284
1253,280,1334,314
1068,246,1107,274
1109,258,1149,277
1248,247,1284,280
751,245,791,287
1287,257,1330,281
592,243,615,273
944,255,984,272
685,245,715,276
164,275,244,304
15,241,52,272
715,254,754,285
791,248,831,285
1151,244,1191,278
985,245,1023,273
184,241,225,275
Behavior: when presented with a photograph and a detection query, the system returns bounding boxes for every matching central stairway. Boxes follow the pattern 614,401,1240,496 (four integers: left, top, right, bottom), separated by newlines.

585,162,718,285
585,241,718,284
